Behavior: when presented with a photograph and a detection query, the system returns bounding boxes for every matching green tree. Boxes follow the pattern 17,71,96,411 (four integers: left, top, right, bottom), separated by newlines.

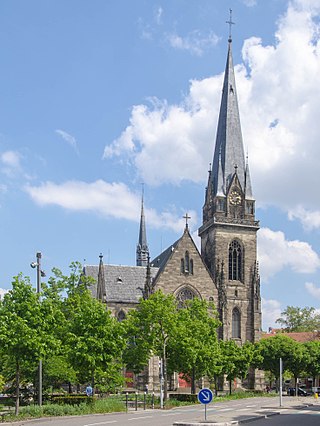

62,282,125,393
255,334,299,390
285,341,308,395
304,341,320,387
124,291,178,401
43,355,77,393
0,275,56,414
276,306,320,332
219,340,255,394
167,298,220,394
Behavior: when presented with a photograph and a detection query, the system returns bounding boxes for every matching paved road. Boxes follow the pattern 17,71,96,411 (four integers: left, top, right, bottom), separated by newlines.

1,396,319,426
249,404,320,425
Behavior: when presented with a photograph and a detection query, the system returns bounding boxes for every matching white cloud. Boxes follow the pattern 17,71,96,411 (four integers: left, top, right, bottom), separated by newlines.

24,179,197,233
305,282,320,300
0,150,22,177
242,0,257,6
262,298,282,331
258,227,320,281
155,6,163,25
288,206,320,231
105,2,320,229
55,129,78,153
0,288,8,300
0,183,8,193
166,30,220,56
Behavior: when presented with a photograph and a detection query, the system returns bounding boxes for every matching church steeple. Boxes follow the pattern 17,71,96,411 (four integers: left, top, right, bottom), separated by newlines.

136,189,149,266
199,17,261,353
211,38,248,197
97,253,106,302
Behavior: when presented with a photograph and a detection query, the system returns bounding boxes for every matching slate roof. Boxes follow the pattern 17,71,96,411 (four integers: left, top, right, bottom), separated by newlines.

84,264,159,304
150,238,180,272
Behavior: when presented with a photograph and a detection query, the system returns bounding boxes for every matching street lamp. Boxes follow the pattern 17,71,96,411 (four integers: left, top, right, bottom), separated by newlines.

30,252,45,406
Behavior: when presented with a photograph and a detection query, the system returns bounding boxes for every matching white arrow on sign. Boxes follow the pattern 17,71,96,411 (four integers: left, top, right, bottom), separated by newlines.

202,391,211,402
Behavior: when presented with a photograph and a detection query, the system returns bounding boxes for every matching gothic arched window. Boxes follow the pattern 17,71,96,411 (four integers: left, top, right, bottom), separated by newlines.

185,251,190,273
229,240,242,281
180,259,185,273
190,259,193,275
181,251,194,275
176,287,196,308
117,310,126,322
232,308,241,339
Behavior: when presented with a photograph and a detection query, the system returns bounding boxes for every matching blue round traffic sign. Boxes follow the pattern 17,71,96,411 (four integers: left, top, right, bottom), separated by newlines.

198,388,213,404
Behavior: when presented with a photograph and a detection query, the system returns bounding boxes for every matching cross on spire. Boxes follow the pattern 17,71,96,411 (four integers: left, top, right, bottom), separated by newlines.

183,213,191,229
226,8,235,43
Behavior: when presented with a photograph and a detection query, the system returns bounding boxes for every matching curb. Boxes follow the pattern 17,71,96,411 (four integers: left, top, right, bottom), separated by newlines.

173,411,281,426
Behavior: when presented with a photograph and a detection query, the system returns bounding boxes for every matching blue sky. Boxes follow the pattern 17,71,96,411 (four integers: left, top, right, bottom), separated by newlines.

0,0,319,331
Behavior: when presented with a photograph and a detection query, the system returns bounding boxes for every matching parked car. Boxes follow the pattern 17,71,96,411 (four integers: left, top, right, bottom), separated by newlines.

287,387,310,396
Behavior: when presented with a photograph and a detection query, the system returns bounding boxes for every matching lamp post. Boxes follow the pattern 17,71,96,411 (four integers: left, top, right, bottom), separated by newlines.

30,252,44,406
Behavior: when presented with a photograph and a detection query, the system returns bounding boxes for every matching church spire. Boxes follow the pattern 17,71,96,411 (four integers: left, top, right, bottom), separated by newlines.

210,26,250,199
97,253,106,302
136,188,149,266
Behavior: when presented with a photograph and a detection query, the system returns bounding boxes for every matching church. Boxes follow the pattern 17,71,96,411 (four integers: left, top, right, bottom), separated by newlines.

84,32,262,391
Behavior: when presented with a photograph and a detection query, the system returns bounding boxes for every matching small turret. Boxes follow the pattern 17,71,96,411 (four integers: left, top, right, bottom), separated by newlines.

136,190,149,266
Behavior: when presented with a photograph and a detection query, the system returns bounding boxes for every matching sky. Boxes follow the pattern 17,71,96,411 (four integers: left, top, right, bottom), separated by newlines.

0,0,319,331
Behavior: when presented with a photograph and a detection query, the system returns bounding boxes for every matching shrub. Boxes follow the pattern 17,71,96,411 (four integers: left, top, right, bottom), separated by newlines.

169,394,198,403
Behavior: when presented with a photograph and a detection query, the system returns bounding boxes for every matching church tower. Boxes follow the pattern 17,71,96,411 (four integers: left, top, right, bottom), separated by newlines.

198,27,261,344
136,191,149,266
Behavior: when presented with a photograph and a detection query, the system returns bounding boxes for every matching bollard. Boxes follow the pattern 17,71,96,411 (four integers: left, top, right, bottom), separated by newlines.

152,391,155,409
135,392,138,411
144,391,146,410
126,392,128,412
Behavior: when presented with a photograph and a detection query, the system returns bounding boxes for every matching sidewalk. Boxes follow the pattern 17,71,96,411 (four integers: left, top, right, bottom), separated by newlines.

173,395,319,426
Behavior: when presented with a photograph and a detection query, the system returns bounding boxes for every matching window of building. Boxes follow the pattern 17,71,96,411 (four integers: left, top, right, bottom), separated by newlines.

180,259,185,273
117,310,126,322
190,259,193,275
176,287,196,308
185,251,190,273
229,240,242,281
181,251,194,275
232,308,241,339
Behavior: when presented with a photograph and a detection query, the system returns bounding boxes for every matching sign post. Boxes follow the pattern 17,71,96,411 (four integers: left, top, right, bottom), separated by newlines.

198,388,213,421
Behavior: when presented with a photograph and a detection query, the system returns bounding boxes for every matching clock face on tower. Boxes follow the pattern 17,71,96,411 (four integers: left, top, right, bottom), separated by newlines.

229,189,242,206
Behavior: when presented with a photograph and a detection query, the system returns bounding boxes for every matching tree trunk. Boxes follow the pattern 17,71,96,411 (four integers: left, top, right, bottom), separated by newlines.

15,360,20,416
295,377,298,397
229,379,232,395
163,345,168,402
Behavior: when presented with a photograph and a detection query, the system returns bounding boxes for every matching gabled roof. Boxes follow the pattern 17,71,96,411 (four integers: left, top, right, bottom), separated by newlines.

84,264,159,304
150,238,180,272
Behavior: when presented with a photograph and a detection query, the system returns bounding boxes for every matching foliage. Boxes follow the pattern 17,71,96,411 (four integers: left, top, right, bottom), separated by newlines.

5,397,125,420
285,340,308,385
255,334,300,379
304,341,320,383
62,277,125,391
123,291,178,400
276,306,320,332
167,298,220,393
219,340,255,394
0,374,4,393
0,275,58,415
43,355,77,391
